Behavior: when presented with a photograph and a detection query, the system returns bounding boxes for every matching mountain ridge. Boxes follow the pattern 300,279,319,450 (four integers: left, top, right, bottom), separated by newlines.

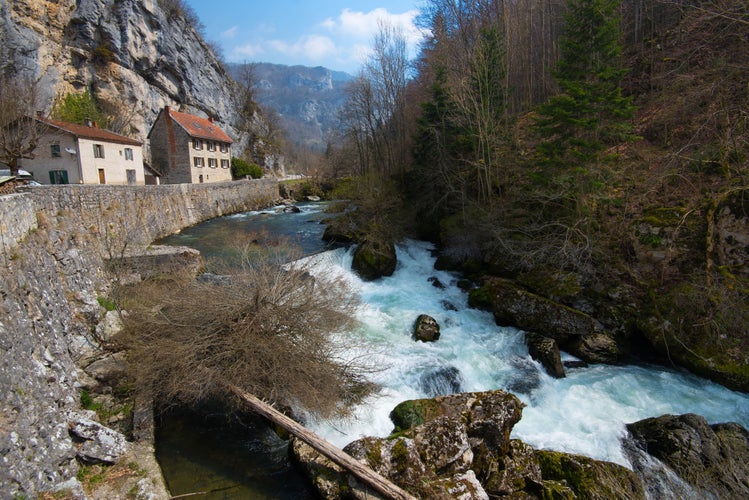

228,62,353,151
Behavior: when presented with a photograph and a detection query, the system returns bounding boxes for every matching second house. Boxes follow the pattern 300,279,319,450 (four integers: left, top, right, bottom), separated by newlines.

148,106,233,184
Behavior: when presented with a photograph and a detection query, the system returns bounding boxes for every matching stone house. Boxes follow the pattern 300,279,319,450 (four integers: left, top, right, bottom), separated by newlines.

20,117,145,185
148,106,233,184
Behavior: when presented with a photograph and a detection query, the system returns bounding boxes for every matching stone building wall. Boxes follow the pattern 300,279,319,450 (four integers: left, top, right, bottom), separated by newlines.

0,179,278,497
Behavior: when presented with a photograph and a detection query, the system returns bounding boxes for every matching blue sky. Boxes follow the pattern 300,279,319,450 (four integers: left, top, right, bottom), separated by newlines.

185,1,427,74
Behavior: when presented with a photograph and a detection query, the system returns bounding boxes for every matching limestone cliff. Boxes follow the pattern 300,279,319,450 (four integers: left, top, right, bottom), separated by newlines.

0,0,260,152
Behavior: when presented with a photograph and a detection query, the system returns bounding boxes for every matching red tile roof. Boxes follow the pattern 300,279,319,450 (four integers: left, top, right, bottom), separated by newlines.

38,118,142,146
165,108,233,143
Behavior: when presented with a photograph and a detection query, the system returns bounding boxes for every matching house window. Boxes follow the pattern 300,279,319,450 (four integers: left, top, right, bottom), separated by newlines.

126,169,136,185
220,159,229,168
50,144,61,158
124,148,134,160
193,157,205,167
220,143,228,153
207,141,216,151
193,138,202,150
93,144,105,158
208,158,217,168
49,170,68,184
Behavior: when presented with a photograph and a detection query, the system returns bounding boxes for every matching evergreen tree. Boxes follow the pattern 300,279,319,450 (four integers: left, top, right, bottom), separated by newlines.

51,90,110,128
536,0,636,168
411,66,473,215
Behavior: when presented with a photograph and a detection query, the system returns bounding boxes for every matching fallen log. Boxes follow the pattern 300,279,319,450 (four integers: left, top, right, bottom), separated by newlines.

229,385,417,500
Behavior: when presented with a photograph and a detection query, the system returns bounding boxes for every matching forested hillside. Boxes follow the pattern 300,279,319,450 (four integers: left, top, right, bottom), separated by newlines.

325,0,749,390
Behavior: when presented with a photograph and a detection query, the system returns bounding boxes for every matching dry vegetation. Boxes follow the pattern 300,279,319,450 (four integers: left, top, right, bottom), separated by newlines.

116,243,376,419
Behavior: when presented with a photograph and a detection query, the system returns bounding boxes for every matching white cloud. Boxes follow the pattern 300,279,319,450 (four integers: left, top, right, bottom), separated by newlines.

226,7,427,73
221,26,238,39
233,43,265,59
323,8,422,43
238,35,337,63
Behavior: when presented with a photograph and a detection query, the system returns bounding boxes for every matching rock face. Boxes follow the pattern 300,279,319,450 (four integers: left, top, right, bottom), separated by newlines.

413,314,440,342
293,390,645,499
230,62,353,152
472,278,623,364
0,0,272,156
351,240,397,281
625,413,749,499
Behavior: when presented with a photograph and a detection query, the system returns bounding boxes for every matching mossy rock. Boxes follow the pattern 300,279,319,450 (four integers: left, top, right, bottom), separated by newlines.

535,450,645,499
637,279,749,391
389,399,441,433
351,240,397,281
468,285,493,310
516,267,583,302
482,278,602,345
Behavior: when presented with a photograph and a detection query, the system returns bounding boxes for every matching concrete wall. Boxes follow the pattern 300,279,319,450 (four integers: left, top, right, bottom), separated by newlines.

20,130,81,183
77,138,145,185
0,179,279,497
20,132,146,185
187,138,232,184
150,112,233,184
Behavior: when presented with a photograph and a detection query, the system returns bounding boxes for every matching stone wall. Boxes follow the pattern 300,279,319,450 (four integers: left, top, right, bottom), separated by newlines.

0,179,278,497
0,193,38,264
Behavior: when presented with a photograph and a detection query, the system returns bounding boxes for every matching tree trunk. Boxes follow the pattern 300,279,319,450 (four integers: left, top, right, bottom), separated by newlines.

229,385,417,500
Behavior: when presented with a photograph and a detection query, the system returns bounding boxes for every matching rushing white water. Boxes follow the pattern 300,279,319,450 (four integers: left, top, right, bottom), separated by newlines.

302,239,749,468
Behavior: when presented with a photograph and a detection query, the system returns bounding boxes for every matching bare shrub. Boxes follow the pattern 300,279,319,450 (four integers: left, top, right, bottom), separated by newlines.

117,244,374,419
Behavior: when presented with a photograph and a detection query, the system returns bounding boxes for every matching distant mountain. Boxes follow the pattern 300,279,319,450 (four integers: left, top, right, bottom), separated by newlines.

228,63,353,151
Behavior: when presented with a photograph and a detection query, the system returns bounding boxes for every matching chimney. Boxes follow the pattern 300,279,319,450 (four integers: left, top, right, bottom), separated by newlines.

208,116,214,123
84,118,93,127
165,105,170,114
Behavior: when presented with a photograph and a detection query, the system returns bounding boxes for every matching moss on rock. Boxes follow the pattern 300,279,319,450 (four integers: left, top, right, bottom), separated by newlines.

535,450,645,499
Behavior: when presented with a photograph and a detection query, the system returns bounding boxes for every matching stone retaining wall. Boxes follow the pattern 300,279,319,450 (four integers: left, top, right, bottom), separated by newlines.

0,179,278,497
0,192,38,264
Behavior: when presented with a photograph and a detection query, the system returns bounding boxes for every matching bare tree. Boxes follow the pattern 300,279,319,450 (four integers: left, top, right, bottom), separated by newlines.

0,76,43,176
117,243,376,419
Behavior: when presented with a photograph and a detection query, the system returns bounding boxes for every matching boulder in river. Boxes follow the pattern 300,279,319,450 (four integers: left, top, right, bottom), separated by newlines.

470,278,624,364
526,334,565,378
625,413,749,499
351,240,397,281
419,366,462,396
413,314,440,342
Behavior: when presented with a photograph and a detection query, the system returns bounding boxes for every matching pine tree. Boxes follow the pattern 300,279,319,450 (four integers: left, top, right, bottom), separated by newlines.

536,0,636,168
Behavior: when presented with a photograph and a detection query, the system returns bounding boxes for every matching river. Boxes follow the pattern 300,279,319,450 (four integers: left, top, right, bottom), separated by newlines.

157,201,749,496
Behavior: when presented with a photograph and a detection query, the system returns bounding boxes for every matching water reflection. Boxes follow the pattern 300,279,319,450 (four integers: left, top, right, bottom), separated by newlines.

155,405,315,500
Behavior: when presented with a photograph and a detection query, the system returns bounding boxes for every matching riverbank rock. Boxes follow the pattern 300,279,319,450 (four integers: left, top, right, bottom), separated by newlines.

535,450,645,499
413,314,440,342
351,240,397,281
625,413,749,499
69,414,129,465
293,389,648,499
526,334,565,378
470,278,623,364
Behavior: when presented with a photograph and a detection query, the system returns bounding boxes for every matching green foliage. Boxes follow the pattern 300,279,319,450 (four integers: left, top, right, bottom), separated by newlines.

535,0,636,168
231,157,263,179
92,45,115,66
97,296,116,311
51,90,110,129
80,389,97,410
